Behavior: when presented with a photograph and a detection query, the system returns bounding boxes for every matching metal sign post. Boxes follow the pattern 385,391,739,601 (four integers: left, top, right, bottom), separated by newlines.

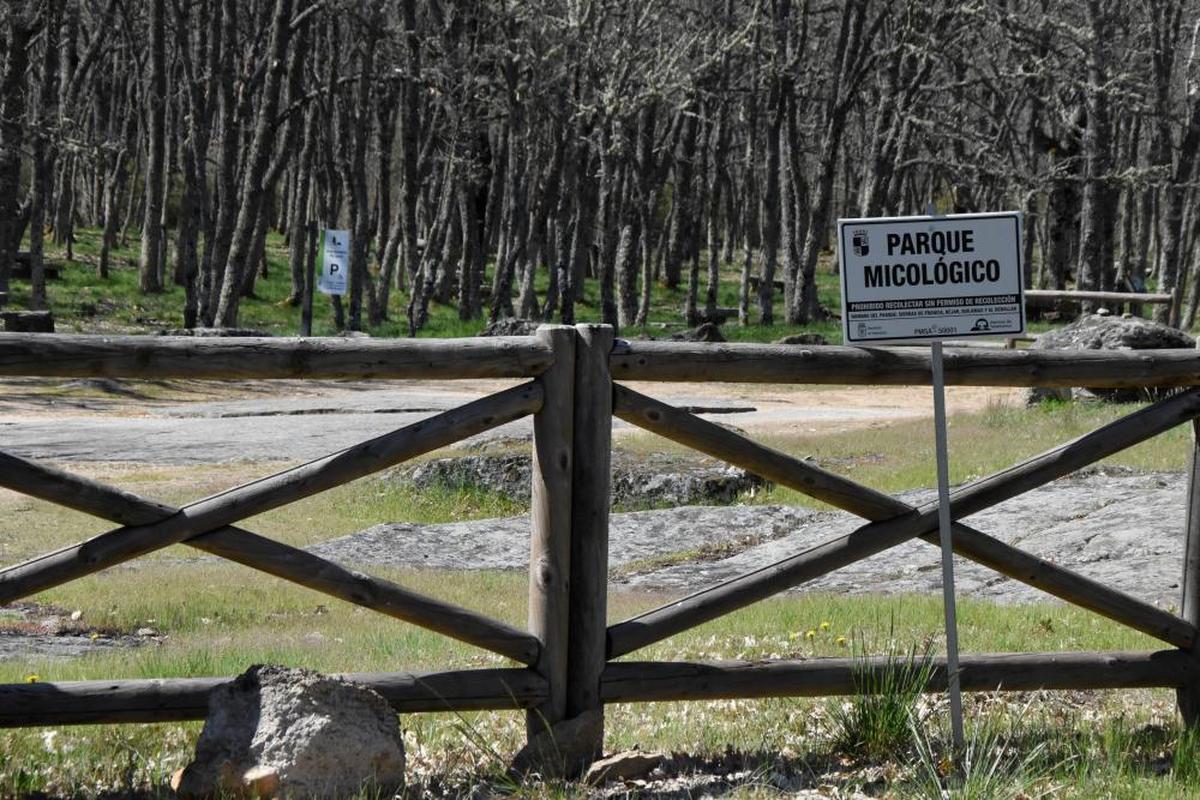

931,339,965,750
836,210,1024,754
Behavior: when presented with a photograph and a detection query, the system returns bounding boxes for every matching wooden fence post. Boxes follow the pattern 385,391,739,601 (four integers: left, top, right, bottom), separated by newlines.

565,324,614,763
1179,417,1200,726
527,325,576,740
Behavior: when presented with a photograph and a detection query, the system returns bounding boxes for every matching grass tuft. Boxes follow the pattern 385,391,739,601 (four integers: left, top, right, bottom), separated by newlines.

908,703,1061,799
828,630,934,760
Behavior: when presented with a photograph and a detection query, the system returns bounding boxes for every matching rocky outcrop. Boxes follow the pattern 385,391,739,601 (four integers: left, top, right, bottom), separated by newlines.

1028,313,1195,404
313,471,1188,610
173,665,405,799
159,327,272,337
774,333,828,346
669,322,726,342
390,451,767,509
1035,313,1194,351
477,318,541,337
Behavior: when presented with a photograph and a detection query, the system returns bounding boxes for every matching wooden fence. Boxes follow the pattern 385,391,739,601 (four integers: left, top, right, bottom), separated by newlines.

2,328,1200,773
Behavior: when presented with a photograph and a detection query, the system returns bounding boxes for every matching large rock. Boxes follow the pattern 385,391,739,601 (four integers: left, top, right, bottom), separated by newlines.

669,322,726,342
477,318,540,337
173,665,405,799
1029,313,1195,404
774,332,828,346
160,327,272,337
392,451,767,509
510,709,604,779
1035,313,1194,351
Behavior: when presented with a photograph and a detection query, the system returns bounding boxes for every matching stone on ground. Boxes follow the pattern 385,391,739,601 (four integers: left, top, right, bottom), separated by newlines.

669,321,726,342
584,750,666,785
173,664,405,799
1027,313,1195,404
774,332,828,346
509,709,604,779
477,317,540,336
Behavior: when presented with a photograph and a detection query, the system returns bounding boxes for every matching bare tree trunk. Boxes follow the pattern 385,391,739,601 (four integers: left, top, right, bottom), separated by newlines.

138,0,166,294
287,107,318,307
201,0,240,325
1076,0,1116,314
758,89,783,325
739,90,759,326
685,112,709,327
214,0,294,327
397,0,422,295
665,103,699,289
564,144,597,325
29,0,62,311
705,102,729,319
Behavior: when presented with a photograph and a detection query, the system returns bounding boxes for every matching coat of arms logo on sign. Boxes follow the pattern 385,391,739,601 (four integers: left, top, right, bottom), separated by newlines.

851,229,870,257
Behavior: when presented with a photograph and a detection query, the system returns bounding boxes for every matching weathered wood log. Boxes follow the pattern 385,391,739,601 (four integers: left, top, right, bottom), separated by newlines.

1025,289,1173,305
565,324,614,759
0,668,546,727
608,385,1200,657
0,450,541,664
610,341,1200,387
528,326,576,735
0,332,553,379
0,382,543,605
610,385,1196,651
600,651,1196,703
1179,418,1200,726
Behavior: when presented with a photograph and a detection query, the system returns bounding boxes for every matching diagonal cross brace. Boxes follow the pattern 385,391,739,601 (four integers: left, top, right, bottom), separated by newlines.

0,449,541,664
608,384,1200,657
0,383,543,646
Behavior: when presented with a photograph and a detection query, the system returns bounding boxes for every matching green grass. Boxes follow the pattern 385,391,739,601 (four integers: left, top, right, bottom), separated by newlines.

0,578,1190,797
617,394,1192,512
4,226,849,342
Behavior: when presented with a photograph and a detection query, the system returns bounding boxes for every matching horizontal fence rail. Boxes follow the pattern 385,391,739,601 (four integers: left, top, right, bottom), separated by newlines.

0,333,553,379
0,669,547,727
1025,289,1173,306
611,341,1200,386
600,651,1197,703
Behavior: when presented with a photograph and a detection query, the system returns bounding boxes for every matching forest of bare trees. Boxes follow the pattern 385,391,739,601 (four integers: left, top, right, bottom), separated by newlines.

2,0,1200,334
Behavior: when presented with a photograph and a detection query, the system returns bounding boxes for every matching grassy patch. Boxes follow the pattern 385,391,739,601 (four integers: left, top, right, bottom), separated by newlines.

0,573,1192,797
2,389,1198,795
8,226,849,343
749,396,1191,507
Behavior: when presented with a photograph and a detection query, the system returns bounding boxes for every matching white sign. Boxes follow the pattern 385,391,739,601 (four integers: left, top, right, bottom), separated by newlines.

318,229,349,296
837,212,1024,343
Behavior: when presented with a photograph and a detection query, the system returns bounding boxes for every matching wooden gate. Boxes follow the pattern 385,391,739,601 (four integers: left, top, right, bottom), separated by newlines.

2,328,1200,772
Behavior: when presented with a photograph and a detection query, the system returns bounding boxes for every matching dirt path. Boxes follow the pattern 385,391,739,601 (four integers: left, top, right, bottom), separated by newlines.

0,377,1020,463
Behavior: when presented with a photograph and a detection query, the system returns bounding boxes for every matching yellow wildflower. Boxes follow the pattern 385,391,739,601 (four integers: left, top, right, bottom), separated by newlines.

805,629,816,640
819,621,831,631
835,636,848,647
25,674,39,683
